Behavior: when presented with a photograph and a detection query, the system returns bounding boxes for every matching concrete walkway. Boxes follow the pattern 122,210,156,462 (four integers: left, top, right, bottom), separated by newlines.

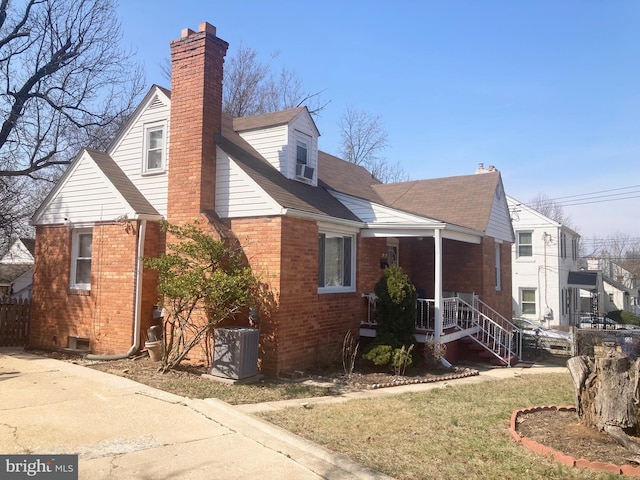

0,348,568,479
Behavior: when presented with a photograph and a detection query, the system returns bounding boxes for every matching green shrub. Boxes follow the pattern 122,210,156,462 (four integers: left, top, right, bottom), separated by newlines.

363,345,392,366
373,265,417,349
607,310,640,325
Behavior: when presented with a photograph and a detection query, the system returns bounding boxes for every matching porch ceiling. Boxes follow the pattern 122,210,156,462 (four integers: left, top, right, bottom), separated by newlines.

361,225,483,244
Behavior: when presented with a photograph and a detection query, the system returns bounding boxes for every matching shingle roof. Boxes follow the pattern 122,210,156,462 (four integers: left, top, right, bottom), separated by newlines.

220,115,361,222
0,264,32,284
372,172,501,232
316,152,384,203
233,107,307,132
85,149,161,217
19,238,35,256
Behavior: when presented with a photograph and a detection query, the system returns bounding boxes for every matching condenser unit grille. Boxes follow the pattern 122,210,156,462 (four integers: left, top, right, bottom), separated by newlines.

211,327,259,380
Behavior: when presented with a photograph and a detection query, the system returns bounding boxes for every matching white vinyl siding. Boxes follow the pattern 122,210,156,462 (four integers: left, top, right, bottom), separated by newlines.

485,183,515,243
109,90,170,216
215,149,282,218
238,125,288,173
34,154,129,224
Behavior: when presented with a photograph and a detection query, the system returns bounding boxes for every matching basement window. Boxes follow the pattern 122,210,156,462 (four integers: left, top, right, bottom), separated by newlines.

70,228,92,290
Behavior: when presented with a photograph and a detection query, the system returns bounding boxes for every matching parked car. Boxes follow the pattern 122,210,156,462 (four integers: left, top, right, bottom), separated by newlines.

514,318,570,340
578,316,625,330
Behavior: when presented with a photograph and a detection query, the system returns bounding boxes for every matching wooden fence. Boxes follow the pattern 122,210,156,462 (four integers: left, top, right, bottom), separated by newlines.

0,298,30,346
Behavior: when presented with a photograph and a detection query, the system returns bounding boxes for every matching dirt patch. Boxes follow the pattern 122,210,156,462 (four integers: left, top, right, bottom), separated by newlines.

516,409,640,467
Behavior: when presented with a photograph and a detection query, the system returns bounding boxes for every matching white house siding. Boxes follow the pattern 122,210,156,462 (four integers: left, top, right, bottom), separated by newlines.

0,240,34,263
331,191,441,226
485,189,515,243
287,113,319,185
238,125,289,174
215,148,283,218
508,196,581,327
35,154,128,225
109,91,170,217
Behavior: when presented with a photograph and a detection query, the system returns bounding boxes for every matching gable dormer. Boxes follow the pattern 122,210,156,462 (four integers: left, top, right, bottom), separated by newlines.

234,107,320,186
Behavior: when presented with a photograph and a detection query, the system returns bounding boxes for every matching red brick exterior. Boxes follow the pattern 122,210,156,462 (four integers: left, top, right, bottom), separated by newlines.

29,21,515,374
30,222,162,354
168,23,228,225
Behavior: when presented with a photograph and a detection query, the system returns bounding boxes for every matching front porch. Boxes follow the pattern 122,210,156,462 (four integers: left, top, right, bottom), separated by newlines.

360,293,521,367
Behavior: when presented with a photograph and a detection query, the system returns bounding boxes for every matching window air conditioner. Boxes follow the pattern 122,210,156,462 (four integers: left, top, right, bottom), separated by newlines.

296,163,314,180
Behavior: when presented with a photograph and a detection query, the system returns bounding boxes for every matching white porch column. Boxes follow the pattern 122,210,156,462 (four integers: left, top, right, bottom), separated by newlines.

434,228,443,343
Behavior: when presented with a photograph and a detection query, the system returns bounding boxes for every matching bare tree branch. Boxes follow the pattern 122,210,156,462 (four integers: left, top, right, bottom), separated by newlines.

0,0,144,179
338,105,407,183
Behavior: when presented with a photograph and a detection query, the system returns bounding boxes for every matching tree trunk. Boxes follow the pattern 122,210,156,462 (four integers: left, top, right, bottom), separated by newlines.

568,350,640,456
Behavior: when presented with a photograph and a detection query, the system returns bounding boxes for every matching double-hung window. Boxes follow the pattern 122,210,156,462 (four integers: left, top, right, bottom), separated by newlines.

71,229,92,290
517,232,533,257
521,289,536,315
143,122,166,174
318,232,355,292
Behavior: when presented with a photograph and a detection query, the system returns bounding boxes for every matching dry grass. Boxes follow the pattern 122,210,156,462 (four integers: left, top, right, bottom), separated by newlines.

260,373,615,480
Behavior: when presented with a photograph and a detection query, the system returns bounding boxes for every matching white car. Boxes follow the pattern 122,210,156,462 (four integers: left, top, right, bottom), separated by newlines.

515,318,570,340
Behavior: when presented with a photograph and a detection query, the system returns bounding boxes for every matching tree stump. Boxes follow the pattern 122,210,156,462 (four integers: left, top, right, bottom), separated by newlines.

568,350,640,457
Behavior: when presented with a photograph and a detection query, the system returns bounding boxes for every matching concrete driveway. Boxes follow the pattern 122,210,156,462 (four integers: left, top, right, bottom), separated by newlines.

0,348,390,480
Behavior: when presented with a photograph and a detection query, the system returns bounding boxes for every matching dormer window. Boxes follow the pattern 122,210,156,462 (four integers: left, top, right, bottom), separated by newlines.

143,122,166,174
294,131,314,181
297,139,308,165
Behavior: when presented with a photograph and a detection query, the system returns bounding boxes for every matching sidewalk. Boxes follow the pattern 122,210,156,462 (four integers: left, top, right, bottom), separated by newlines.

0,348,568,479
0,348,391,480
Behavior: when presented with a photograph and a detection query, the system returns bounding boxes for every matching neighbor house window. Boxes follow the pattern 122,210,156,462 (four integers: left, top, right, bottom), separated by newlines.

560,232,567,259
143,122,166,173
517,232,533,257
521,289,536,315
572,237,578,261
318,232,355,292
71,229,92,290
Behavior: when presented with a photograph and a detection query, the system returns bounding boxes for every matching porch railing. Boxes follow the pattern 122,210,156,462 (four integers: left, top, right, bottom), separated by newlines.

361,293,521,366
455,295,521,366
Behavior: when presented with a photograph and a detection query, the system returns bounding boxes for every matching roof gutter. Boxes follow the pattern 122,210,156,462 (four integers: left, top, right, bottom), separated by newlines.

86,219,146,360
280,207,364,229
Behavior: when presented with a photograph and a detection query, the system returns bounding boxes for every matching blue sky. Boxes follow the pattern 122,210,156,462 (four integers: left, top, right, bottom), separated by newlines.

117,1,640,240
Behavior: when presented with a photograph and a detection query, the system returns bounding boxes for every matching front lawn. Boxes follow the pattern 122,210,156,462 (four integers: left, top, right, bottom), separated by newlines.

260,373,612,480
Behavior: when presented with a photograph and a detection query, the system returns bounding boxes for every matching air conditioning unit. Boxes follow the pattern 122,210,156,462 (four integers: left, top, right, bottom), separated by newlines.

211,327,259,380
295,163,314,180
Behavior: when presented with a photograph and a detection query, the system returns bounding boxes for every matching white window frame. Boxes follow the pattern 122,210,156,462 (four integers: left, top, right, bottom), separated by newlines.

495,241,501,291
517,231,533,258
318,230,356,294
521,288,536,316
387,238,399,268
70,228,93,290
142,121,167,174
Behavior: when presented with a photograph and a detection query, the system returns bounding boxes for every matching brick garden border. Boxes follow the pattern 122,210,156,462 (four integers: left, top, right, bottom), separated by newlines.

510,405,640,477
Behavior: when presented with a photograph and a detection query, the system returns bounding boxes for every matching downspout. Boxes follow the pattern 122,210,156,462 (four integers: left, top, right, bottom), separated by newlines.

87,219,146,360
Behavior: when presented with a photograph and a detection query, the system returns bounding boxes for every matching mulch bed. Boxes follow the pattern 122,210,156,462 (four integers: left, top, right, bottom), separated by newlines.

516,408,640,470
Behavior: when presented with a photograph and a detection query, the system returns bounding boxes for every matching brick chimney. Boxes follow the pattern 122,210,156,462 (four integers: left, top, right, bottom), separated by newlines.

167,22,228,225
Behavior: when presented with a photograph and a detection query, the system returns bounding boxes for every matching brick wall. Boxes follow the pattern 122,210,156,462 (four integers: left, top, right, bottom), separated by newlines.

168,22,228,225
230,216,378,375
30,223,145,354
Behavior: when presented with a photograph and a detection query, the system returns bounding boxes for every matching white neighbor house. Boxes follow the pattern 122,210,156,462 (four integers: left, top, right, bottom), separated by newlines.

507,195,581,328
